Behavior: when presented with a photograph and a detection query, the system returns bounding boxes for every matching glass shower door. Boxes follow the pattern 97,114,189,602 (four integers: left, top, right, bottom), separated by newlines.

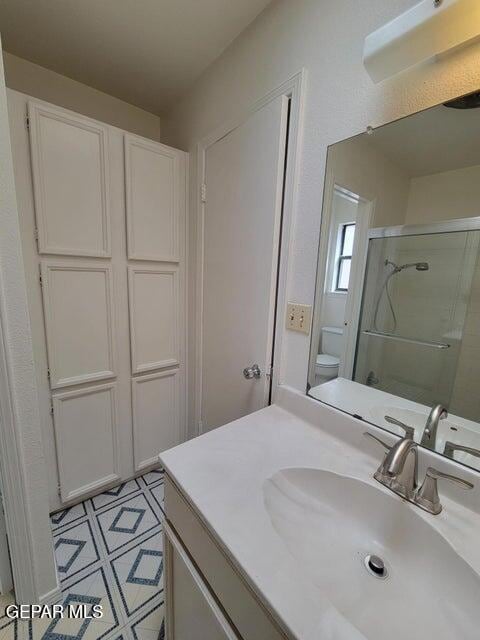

353,229,480,411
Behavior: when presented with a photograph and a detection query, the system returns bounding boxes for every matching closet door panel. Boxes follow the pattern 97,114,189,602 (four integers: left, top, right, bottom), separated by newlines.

128,266,179,374
41,261,116,388
53,383,120,502
28,102,110,257
132,369,180,471
125,135,180,261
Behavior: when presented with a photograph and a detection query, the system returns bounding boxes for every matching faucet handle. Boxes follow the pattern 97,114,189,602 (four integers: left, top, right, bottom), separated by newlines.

363,431,392,451
415,467,474,515
444,441,480,459
384,416,415,440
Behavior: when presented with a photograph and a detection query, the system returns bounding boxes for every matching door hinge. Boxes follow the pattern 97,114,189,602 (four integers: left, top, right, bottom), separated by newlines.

201,183,207,203
57,484,62,498
266,364,273,378
47,368,51,380
50,403,54,416
25,116,30,131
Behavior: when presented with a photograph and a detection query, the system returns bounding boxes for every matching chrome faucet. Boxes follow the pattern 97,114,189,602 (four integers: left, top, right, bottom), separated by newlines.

365,433,417,499
421,404,448,449
364,432,474,514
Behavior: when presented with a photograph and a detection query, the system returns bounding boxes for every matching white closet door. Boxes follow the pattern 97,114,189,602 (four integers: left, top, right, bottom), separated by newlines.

132,369,180,472
10,95,186,508
125,134,181,261
28,101,111,257
128,266,179,374
53,383,120,502
40,261,117,389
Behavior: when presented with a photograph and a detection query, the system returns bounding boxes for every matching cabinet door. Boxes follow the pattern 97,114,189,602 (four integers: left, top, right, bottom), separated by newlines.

125,134,182,262
28,101,111,257
52,383,120,502
163,522,240,640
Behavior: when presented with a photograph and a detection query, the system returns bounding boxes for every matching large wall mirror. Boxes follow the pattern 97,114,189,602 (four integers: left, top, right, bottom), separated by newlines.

308,89,480,474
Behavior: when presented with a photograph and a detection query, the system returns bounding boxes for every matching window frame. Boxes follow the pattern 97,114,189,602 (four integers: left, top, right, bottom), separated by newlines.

334,222,355,292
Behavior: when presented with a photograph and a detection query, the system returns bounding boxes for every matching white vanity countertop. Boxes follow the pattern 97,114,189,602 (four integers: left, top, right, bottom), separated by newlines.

160,386,480,640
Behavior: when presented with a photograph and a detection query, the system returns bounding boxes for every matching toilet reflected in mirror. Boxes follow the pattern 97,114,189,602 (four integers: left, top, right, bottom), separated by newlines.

315,326,343,385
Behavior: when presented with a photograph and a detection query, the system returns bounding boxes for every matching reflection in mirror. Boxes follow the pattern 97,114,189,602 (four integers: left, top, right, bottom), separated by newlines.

308,89,480,474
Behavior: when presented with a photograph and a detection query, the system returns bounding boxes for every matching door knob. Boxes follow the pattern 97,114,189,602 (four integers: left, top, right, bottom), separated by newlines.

243,364,261,379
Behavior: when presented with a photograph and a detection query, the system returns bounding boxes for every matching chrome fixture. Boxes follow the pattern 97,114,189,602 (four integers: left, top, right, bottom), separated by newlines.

421,404,448,449
373,259,429,332
364,554,388,580
364,433,417,499
243,364,261,380
364,433,473,514
384,415,415,440
444,441,480,460
362,329,450,350
385,259,429,273
366,370,379,386
415,467,473,515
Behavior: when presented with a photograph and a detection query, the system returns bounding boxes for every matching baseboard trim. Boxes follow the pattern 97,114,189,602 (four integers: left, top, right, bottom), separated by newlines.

39,585,62,606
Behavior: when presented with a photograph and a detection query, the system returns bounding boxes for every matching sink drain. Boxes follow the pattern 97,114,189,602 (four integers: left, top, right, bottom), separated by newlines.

364,554,388,579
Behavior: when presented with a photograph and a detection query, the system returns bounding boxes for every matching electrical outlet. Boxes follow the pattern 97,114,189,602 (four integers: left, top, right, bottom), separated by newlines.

286,303,312,334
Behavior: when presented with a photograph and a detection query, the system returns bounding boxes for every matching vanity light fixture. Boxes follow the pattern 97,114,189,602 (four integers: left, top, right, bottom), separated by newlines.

363,0,480,82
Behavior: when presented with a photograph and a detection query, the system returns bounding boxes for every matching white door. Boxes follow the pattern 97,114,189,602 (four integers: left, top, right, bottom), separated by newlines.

200,95,289,432
9,95,186,508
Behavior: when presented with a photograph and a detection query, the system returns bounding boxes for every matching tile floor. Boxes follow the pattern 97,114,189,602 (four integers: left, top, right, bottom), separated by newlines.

0,469,165,640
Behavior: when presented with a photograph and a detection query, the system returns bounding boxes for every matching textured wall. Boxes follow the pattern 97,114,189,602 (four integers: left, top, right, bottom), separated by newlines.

3,52,161,140
161,0,480,432
0,40,58,600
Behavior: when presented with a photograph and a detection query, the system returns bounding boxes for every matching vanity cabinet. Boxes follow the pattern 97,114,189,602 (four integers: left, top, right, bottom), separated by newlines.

164,522,239,639
163,474,287,640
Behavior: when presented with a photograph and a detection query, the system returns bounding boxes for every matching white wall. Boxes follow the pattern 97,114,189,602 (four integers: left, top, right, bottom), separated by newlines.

327,135,410,229
3,52,161,140
0,40,58,602
406,164,480,224
161,0,480,432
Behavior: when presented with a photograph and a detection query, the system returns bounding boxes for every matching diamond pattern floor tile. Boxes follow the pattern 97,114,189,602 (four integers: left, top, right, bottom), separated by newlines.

54,520,100,583
96,494,160,555
50,503,87,531
29,567,121,640
146,483,164,517
91,481,142,513
0,619,17,640
110,530,163,617
139,471,163,487
35,472,166,640
130,602,164,640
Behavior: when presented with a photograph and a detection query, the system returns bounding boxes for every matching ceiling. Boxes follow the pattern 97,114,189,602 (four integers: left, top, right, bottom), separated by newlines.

368,100,480,178
0,0,272,114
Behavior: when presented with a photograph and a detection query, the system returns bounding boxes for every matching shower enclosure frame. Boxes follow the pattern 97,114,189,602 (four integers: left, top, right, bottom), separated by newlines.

344,215,480,383
367,215,480,240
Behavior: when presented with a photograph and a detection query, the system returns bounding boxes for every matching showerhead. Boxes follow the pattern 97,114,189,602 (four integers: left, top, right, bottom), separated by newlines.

385,259,429,272
415,262,429,271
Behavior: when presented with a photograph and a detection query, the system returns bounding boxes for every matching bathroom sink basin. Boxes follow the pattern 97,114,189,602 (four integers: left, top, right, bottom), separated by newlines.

264,468,480,639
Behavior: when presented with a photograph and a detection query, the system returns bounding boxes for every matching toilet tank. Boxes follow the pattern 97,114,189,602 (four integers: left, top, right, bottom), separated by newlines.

321,326,344,357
